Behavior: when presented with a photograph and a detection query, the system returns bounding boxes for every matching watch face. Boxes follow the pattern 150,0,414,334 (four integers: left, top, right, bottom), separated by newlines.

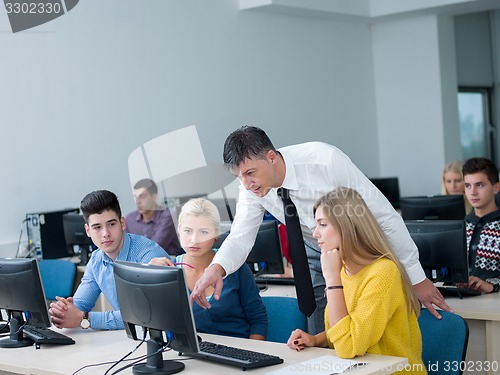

81,318,90,329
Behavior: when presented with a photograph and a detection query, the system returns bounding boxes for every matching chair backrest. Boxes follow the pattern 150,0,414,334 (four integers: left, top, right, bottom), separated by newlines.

418,308,469,375
38,259,77,301
262,296,308,344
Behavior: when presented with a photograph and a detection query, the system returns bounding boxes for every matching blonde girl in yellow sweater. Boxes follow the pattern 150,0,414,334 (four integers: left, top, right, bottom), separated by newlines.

287,187,426,374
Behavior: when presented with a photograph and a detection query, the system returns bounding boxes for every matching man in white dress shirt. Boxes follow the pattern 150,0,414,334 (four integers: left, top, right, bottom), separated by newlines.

191,126,451,333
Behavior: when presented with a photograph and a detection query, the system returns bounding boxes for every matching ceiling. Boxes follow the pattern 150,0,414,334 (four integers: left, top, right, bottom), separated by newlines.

239,0,500,23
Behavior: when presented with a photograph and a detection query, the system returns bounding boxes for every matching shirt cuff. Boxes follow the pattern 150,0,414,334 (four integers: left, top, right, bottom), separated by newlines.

406,262,427,285
211,256,233,278
88,311,103,330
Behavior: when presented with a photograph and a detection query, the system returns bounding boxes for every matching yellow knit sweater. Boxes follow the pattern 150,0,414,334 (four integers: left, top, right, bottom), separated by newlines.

325,258,427,374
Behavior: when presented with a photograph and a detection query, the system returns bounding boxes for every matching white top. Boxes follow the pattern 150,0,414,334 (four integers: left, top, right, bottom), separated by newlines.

212,142,425,285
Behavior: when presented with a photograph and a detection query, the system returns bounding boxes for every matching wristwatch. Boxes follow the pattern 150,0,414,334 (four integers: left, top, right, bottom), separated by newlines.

80,312,90,329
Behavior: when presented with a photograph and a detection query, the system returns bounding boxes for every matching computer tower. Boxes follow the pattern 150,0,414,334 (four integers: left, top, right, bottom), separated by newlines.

26,208,79,260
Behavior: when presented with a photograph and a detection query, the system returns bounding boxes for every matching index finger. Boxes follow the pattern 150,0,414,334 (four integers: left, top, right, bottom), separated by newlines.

432,292,453,313
190,290,212,309
422,302,442,319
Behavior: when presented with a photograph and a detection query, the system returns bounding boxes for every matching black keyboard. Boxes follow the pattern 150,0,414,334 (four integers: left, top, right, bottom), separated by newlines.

192,341,284,370
23,326,75,345
437,286,481,298
255,275,295,285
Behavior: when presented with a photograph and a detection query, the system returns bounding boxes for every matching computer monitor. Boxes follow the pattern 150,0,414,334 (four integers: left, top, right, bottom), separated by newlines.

405,220,468,284
215,220,284,276
369,177,401,209
399,195,466,220
114,261,199,374
26,208,80,259
0,258,51,348
62,213,94,265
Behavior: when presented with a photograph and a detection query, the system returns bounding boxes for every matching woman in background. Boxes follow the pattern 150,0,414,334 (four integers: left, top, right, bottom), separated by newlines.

151,198,267,340
287,188,426,374
442,160,472,214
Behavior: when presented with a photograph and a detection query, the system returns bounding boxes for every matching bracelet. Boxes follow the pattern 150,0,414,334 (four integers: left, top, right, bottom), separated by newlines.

324,285,343,297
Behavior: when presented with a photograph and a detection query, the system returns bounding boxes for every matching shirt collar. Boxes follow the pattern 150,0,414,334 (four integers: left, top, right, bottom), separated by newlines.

137,206,162,223
114,233,131,262
277,149,299,192
133,211,142,222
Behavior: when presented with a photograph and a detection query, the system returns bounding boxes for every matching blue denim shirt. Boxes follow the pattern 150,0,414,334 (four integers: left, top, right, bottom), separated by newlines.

73,233,168,330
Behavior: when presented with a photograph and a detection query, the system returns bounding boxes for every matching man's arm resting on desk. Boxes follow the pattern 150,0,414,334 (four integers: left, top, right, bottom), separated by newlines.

88,310,124,330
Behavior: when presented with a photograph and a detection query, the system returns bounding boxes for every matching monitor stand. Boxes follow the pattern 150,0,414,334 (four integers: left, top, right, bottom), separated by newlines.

0,317,34,348
132,335,185,374
79,245,93,266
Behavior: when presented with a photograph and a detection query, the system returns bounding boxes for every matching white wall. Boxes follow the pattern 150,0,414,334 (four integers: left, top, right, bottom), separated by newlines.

372,15,453,197
0,0,378,255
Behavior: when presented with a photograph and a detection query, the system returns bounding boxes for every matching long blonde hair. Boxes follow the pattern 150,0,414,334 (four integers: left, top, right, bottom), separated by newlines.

313,187,420,316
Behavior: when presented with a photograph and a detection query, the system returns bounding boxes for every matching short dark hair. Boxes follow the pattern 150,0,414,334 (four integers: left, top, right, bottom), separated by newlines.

133,178,158,195
223,126,276,168
80,190,122,223
462,157,500,185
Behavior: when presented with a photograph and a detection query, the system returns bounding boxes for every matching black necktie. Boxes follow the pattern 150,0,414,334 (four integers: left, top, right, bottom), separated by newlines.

277,187,316,317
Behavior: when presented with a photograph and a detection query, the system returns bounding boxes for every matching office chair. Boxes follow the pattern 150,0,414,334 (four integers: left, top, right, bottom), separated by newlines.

418,308,469,375
262,296,308,344
38,259,77,301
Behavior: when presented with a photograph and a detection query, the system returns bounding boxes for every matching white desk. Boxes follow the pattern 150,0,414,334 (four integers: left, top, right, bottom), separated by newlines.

261,284,500,375
444,294,500,375
0,329,407,375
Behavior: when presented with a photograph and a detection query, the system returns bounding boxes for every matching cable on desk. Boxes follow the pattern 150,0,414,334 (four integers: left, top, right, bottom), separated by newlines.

71,328,148,375
109,337,172,375
103,327,148,375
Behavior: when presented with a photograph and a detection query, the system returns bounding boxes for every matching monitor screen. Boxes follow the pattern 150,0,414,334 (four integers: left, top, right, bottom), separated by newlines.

114,261,199,373
399,195,465,220
215,220,284,276
62,213,94,264
405,220,468,284
0,258,51,348
369,177,401,209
